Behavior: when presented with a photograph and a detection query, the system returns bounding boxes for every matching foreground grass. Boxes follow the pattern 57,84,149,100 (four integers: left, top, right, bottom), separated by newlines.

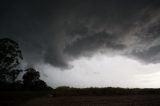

0,91,49,106
2,88,160,106
20,95,160,106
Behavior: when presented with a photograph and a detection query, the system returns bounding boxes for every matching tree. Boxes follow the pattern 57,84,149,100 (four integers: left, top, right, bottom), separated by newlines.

23,68,52,90
23,68,40,87
0,38,23,83
33,80,47,90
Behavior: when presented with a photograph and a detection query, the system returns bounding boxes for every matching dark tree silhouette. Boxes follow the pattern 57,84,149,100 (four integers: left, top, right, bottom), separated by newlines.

23,68,40,88
23,68,48,90
0,38,23,83
0,38,51,91
23,68,52,90
33,80,47,90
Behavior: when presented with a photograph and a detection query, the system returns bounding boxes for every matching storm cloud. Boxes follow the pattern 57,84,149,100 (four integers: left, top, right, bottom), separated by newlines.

1,0,160,68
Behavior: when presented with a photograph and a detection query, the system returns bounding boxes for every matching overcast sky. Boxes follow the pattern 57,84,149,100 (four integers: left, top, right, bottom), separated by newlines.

1,0,160,88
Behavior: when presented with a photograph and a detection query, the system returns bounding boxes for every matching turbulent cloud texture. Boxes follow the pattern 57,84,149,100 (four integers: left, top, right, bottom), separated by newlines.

1,0,160,68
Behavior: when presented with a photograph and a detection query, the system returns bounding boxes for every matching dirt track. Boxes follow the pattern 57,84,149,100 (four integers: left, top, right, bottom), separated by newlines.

19,95,160,106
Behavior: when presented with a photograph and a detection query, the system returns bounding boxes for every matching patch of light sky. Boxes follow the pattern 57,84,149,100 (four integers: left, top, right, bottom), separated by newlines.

37,53,160,88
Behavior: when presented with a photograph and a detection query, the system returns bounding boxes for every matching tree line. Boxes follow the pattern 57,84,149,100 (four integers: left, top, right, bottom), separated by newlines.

54,86,160,96
0,38,52,91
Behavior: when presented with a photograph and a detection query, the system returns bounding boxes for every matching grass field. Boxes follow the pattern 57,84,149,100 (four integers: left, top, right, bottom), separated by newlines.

1,92,160,106
0,91,49,106
19,95,160,106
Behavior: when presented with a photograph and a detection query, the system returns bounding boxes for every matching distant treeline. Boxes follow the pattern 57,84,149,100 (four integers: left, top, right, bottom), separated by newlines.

53,86,160,96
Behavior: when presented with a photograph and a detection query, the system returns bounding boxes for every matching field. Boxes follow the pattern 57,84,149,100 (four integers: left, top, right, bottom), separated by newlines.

0,91,49,106
2,92,160,106
19,95,160,106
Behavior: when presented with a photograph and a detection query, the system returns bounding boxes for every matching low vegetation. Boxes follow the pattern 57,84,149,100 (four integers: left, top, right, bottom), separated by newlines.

54,86,160,96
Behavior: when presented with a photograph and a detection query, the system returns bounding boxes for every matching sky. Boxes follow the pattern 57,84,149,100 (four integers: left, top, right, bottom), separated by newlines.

1,0,160,88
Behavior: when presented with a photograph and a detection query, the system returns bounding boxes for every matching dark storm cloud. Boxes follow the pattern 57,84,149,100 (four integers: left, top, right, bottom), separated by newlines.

0,0,68,67
1,0,160,68
64,31,125,57
131,45,160,64
44,45,68,68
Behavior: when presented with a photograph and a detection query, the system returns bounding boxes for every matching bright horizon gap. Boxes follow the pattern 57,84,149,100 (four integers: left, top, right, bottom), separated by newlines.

38,54,160,88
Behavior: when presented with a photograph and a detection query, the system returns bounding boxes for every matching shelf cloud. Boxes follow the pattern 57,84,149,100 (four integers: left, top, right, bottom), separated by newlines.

1,0,160,69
